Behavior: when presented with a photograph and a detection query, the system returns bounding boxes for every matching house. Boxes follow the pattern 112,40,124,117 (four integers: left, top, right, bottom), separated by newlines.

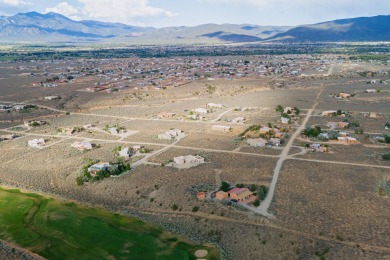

318,133,329,139
281,117,289,124
0,104,13,110
247,138,267,147
118,147,133,158
13,104,27,110
188,114,203,120
274,131,284,138
337,92,351,99
71,141,93,150
227,187,254,203
28,138,45,148
158,129,183,140
133,145,144,151
173,155,205,165
259,127,271,134
339,132,349,137
369,112,380,118
322,110,337,117
194,108,208,114
87,162,111,176
215,191,228,200
212,125,231,132
0,134,16,142
207,103,224,108
337,121,349,128
231,117,245,124
346,137,359,144
337,137,359,144
269,138,281,146
44,96,61,100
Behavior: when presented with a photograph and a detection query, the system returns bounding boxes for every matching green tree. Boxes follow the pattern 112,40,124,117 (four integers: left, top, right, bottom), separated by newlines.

220,181,231,192
253,199,260,207
275,105,283,113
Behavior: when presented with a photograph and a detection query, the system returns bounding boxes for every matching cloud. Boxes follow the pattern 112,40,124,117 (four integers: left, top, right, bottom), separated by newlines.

2,0,32,6
45,2,82,20
78,0,177,23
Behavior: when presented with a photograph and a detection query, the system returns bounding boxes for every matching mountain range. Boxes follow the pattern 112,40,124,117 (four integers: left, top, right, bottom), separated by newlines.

0,11,389,43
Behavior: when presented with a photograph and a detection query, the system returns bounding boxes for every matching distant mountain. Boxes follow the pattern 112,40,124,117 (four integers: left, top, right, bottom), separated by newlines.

268,15,390,42
0,11,154,41
0,12,389,43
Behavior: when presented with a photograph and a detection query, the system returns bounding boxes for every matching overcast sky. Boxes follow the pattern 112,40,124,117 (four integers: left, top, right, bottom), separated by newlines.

0,0,389,27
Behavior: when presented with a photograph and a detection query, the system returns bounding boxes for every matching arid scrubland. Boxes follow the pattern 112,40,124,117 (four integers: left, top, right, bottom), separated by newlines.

0,54,389,259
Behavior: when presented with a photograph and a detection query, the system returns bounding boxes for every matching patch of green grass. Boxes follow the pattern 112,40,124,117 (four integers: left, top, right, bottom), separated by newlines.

0,188,219,260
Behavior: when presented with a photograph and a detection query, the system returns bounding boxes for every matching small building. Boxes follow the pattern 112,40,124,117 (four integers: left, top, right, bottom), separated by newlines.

231,117,245,124
322,110,337,117
311,144,321,150
346,137,359,144
0,104,13,110
365,89,376,93
197,192,206,201
247,138,267,147
28,138,45,148
337,92,351,99
259,127,271,134
71,141,93,150
158,129,183,140
369,112,380,118
44,96,61,100
118,147,133,158
173,155,205,165
269,138,281,146
337,122,349,128
281,117,289,124
212,125,231,132
0,134,16,142
207,103,224,108
215,191,228,200
194,108,208,114
227,187,254,203
13,104,27,110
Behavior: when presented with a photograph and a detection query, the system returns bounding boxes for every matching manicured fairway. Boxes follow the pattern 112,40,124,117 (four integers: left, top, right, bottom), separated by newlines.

0,188,219,259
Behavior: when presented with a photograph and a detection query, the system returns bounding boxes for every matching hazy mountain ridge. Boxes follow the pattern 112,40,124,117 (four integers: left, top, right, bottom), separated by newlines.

0,12,389,43
268,15,390,41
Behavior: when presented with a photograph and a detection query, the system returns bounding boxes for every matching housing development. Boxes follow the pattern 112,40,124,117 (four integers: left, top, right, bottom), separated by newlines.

0,44,389,259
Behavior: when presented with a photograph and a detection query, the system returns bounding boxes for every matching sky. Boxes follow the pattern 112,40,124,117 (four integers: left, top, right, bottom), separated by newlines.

0,0,389,27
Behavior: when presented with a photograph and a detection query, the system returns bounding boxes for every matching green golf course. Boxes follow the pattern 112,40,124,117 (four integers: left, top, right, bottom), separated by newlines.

0,187,219,259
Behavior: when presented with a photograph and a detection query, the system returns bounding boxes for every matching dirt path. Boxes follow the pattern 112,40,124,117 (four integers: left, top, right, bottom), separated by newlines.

250,87,324,217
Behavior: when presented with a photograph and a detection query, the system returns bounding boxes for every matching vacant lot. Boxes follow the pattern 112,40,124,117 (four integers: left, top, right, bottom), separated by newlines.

270,160,390,248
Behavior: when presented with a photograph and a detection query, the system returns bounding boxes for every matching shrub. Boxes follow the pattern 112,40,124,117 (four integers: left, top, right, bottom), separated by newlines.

382,154,390,160
253,199,260,207
192,206,199,212
172,204,178,210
